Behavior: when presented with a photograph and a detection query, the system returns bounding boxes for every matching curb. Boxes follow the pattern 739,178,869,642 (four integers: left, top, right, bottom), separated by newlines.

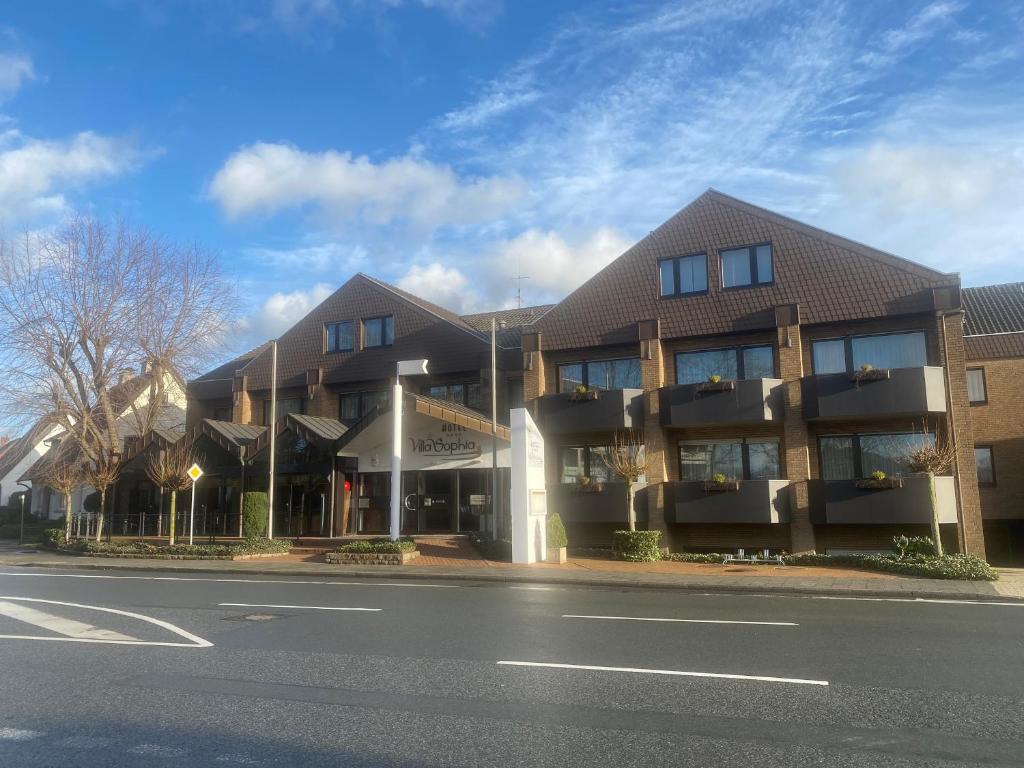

3,557,1020,603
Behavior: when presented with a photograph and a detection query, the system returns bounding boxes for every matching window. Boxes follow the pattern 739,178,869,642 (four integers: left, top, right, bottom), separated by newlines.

812,332,928,374
678,439,780,481
675,345,775,385
362,316,394,348
425,384,465,404
212,406,232,422
325,321,354,353
721,244,772,288
557,358,642,392
339,391,387,423
658,254,708,297
974,446,995,485
559,445,637,484
818,432,936,480
966,368,987,404
263,397,304,426
507,378,524,410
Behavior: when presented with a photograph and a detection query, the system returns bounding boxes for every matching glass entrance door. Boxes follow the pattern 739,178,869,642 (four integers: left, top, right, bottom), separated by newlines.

400,471,456,533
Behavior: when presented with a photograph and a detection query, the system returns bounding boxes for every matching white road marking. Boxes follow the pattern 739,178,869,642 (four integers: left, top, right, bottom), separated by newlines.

497,660,829,686
810,595,1024,607
218,603,381,612
0,599,139,641
0,596,212,648
0,571,455,588
562,614,797,626
0,727,43,741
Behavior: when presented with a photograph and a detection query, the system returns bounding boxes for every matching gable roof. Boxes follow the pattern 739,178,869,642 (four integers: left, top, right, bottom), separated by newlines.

962,283,1024,336
460,305,555,348
0,418,59,482
193,342,272,383
358,273,487,340
533,189,958,350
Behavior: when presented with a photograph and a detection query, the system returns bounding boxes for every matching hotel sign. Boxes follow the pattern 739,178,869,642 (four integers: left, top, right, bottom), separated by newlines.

408,423,481,460
357,411,511,473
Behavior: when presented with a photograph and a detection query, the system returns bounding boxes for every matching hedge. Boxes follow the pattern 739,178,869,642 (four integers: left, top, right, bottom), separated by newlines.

612,530,662,562
59,537,293,558
784,552,998,581
546,513,568,549
335,538,417,555
242,492,269,539
664,552,730,564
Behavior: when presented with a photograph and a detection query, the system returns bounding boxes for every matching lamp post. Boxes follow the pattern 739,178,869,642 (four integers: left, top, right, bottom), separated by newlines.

17,482,29,546
391,359,429,541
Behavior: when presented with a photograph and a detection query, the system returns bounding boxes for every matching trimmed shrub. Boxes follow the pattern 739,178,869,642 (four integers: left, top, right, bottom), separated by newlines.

783,552,997,581
60,537,293,558
242,492,269,539
894,534,937,558
612,530,661,562
82,492,100,515
664,552,729,563
336,537,417,555
42,528,66,549
546,513,568,549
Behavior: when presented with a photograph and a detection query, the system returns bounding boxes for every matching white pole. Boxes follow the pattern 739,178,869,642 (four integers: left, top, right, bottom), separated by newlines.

267,340,278,540
389,380,403,541
189,477,197,546
491,318,499,539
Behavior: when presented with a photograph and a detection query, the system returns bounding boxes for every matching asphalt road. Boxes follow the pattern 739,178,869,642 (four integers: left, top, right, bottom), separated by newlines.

0,567,1022,767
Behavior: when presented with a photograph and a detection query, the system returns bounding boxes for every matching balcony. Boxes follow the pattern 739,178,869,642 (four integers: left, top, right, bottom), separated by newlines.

546,482,648,524
663,480,791,524
809,476,958,525
538,389,643,435
802,366,947,421
659,379,784,428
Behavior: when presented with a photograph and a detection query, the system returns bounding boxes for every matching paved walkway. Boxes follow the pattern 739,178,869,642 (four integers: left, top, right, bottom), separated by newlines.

1,542,1022,602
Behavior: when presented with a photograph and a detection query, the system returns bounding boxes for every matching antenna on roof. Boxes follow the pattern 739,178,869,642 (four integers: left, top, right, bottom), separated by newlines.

514,266,530,309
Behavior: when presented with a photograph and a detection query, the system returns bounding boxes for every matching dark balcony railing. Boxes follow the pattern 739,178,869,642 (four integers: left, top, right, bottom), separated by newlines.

546,482,647,524
659,379,784,427
809,475,957,525
663,480,791,524
538,388,643,435
802,366,947,421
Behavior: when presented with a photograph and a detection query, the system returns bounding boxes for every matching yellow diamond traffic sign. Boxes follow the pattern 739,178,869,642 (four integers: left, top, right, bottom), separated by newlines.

187,463,204,481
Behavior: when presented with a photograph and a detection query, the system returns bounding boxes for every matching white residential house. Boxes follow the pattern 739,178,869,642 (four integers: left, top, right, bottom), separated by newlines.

0,420,63,508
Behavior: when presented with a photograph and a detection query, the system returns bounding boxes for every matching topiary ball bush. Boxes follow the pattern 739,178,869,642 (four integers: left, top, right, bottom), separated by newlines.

242,491,269,539
612,530,661,562
546,513,568,549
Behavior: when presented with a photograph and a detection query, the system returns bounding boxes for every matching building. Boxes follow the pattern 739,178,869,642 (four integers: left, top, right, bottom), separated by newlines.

0,419,62,508
181,189,1009,557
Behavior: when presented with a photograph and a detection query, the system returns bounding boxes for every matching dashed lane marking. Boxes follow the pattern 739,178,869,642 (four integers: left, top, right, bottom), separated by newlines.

562,614,798,626
497,660,829,686
218,603,381,612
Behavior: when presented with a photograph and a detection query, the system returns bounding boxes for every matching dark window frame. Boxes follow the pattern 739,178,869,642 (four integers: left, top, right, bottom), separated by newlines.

559,444,629,484
974,445,996,486
556,357,643,392
719,242,774,290
325,320,355,353
422,381,482,409
262,396,305,426
676,437,782,481
674,343,776,384
361,315,394,349
817,431,937,480
658,252,709,298
810,330,930,374
966,367,988,405
338,390,388,423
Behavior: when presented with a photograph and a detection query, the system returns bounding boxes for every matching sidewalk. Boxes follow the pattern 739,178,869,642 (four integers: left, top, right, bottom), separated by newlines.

2,542,1022,602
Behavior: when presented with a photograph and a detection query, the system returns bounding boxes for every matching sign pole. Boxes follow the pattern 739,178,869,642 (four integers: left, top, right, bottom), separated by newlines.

389,380,403,542
187,463,204,546
491,318,499,539
267,340,278,540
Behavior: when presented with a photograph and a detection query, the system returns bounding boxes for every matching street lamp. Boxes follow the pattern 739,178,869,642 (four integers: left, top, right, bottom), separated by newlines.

391,359,429,541
17,481,30,546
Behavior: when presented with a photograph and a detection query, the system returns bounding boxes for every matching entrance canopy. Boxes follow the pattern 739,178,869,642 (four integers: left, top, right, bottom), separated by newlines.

338,392,511,473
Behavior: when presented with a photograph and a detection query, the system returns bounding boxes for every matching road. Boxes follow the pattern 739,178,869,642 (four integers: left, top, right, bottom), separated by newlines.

0,566,1021,767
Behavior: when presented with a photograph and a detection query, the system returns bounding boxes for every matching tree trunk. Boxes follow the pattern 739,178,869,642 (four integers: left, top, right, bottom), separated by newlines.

168,491,177,546
63,492,73,542
927,471,944,556
157,488,163,537
95,488,106,542
626,480,636,532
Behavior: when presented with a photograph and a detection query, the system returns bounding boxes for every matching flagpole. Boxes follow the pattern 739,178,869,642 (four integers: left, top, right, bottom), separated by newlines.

491,318,498,539
267,339,277,540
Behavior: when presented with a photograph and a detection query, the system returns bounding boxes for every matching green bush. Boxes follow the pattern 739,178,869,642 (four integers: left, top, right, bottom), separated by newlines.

612,530,661,562
783,551,997,581
335,537,416,555
546,513,568,549
241,492,269,539
61,537,293,558
82,492,100,514
664,552,729,563
42,528,66,549
468,533,512,561
894,534,936,558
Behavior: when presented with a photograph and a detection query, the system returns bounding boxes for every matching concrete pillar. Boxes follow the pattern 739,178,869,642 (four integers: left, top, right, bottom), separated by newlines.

639,320,670,550
232,375,252,424
521,332,545,421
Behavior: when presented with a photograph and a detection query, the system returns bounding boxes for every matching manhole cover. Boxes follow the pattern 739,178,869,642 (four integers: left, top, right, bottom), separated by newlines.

222,613,284,622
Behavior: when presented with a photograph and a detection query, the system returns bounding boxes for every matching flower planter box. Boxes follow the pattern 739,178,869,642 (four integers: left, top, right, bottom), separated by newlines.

854,477,904,490
702,480,741,493
325,550,420,565
574,482,607,494
849,368,891,384
569,390,599,402
546,546,567,564
696,380,736,394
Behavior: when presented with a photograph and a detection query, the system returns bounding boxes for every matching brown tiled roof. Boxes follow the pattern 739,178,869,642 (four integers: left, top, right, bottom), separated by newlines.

460,305,555,348
962,283,1024,337
0,418,58,481
533,189,958,350
193,342,272,383
965,331,1024,361
359,273,486,340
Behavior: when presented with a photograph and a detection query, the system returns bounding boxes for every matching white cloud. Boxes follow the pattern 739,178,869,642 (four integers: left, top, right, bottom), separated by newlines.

396,262,471,312
0,130,145,222
0,52,35,101
209,142,525,231
250,282,335,338
244,240,369,274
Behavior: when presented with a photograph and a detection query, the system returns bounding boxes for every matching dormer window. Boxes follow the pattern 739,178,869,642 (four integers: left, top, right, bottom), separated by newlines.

326,321,354,353
659,253,708,297
721,244,773,288
362,316,394,348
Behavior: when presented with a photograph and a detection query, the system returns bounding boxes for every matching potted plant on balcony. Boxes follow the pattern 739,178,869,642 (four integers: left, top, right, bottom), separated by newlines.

570,383,599,402
900,421,956,556
697,373,735,394
703,472,740,492
600,431,655,531
575,475,603,493
851,362,891,385
546,512,568,564
855,469,903,490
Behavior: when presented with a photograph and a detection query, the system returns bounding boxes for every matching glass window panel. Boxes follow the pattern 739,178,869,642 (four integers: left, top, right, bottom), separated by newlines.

383,315,394,346
327,321,354,352
560,448,585,484
721,248,751,288
264,397,303,425
812,339,847,374
974,447,994,484
820,436,855,480
466,382,482,409
364,318,382,348
363,390,388,415
747,439,780,479
742,345,774,379
588,446,617,483
588,358,642,390
679,442,742,481
755,245,773,283
659,259,674,296
558,363,584,393
679,444,712,481
679,254,707,293
340,394,361,421
586,360,612,390
677,349,738,385
966,369,986,403
860,433,934,477
851,332,927,370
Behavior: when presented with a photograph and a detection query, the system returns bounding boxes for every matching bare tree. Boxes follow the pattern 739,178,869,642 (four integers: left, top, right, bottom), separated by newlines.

600,431,656,532
145,441,195,545
41,447,83,541
85,453,122,542
902,421,957,556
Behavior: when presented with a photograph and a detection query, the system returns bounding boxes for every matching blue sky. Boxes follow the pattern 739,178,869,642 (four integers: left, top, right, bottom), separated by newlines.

2,0,1023,356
